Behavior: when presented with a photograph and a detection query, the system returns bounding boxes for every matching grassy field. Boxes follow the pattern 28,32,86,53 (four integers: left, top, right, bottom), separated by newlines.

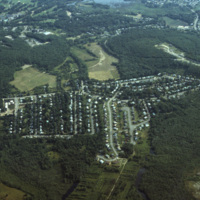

109,160,142,200
72,43,120,81
163,17,188,27
10,66,56,91
186,172,200,200
67,162,122,200
0,182,28,200
68,136,150,200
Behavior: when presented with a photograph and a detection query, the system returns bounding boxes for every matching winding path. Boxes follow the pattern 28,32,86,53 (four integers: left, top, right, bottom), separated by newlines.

90,50,106,69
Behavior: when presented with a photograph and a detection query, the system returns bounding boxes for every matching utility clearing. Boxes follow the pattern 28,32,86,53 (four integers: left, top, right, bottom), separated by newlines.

155,43,200,67
87,43,120,80
73,43,120,80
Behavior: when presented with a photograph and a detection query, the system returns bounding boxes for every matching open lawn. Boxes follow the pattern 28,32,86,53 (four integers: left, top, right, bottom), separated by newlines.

0,182,27,200
10,67,56,91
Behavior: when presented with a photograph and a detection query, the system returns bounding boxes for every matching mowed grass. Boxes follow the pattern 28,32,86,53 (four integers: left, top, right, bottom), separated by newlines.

0,182,27,200
10,67,56,91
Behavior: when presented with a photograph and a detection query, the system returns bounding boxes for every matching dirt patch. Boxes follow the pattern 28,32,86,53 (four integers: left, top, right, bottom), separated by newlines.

22,64,32,70
124,13,142,21
155,43,200,67
5,35,14,40
66,10,72,18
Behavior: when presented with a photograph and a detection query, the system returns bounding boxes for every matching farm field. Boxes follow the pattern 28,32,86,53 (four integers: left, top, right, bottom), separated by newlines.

10,66,56,91
73,43,120,81
109,161,142,200
67,162,124,200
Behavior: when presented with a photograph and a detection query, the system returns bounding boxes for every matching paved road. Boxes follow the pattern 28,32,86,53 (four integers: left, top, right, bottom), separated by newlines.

122,106,150,145
14,97,19,116
74,94,77,135
90,98,95,135
107,94,119,156
22,135,73,139
97,155,119,162
122,107,135,144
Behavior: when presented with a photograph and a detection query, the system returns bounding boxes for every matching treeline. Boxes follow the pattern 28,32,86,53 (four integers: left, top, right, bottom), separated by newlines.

166,12,195,24
103,28,200,79
139,92,200,200
0,30,63,94
7,0,140,37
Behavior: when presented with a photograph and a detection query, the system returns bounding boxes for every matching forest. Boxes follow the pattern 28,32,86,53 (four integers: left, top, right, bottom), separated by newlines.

104,28,200,78
139,92,200,200
0,129,105,199
0,0,200,199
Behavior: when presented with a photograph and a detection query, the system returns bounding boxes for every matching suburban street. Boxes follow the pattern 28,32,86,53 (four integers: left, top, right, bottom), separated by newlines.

107,93,119,157
1,73,200,162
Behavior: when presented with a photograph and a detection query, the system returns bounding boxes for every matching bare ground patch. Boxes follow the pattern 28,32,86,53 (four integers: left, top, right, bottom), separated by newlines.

155,43,200,67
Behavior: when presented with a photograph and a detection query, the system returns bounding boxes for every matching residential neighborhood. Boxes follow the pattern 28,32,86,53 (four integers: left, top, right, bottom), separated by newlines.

1,73,200,162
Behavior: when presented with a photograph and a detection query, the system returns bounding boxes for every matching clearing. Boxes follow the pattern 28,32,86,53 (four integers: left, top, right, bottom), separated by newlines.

86,43,120,80
162,16,188,28
72,43,120,81
186,170,200,200
0,182,28,200
155,43,200,67
124,13,142,21
10,67,56,91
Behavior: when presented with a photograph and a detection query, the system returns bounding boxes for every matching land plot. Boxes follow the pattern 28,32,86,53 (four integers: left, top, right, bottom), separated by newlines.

155,43,200,67
10,67,56,91
163,16,188,28
0,182,27,200
73,43,120,80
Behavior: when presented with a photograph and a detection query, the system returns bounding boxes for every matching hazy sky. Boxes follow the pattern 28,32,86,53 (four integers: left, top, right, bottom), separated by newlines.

93,0,127,5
